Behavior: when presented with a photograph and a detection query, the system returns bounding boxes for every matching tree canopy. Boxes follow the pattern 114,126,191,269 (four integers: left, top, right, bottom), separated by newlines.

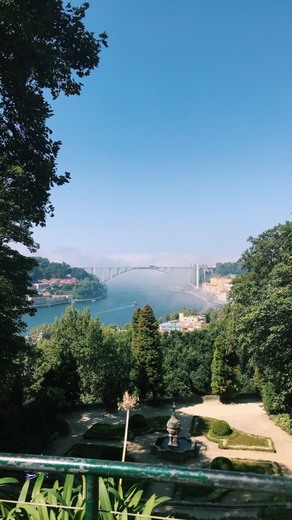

230,221,292,412
0,0,107,401
131,305,163,400
1,0,107,247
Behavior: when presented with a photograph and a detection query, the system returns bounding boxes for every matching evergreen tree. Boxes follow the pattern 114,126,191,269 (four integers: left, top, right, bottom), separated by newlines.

211,326,239,401
131,305,162,400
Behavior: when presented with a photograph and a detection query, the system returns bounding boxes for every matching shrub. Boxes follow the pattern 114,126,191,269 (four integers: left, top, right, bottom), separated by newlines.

261,382,286,414
83,422,125,439
211,420,232,436
190,415,208,435
210,457,234,471
270,414,292,435
129,413,147,431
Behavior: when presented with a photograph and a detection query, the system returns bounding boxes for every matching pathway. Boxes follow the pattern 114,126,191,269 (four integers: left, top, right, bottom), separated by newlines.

48,398,292,476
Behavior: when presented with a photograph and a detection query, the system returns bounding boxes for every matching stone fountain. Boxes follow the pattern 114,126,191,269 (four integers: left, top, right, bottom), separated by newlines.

151,403,197,462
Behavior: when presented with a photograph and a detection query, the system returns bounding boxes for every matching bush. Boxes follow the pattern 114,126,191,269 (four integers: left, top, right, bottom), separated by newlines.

261,382,286,414
270,414,292,435
211,420,232,436
210,457,234,471
129,413,147,431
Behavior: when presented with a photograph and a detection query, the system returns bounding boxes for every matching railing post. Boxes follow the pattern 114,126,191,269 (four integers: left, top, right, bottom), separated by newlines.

85,474,99,520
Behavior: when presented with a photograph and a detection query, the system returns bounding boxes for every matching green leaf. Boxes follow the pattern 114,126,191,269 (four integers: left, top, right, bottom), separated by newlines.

17,478,30,504
0,477,18,486
31,473,45,499
98,478,114,520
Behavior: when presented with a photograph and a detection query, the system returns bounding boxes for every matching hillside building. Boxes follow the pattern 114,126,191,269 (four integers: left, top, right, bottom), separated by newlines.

159,313,206,334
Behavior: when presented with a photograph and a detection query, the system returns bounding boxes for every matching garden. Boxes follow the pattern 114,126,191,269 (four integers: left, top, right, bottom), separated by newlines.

191,416,276,452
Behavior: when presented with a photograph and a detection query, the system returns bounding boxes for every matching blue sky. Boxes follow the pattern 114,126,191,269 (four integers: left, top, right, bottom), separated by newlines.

32,0,292,268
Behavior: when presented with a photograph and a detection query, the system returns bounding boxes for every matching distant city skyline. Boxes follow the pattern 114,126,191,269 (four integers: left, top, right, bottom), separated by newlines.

27,0,291,267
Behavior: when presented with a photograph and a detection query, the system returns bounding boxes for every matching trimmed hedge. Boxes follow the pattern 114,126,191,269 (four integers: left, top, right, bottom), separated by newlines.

211,420,232,437
210,457,234,471
129,413,147,431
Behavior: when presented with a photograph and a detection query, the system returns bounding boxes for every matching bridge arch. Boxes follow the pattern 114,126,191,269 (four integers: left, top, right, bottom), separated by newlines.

83,265,201,287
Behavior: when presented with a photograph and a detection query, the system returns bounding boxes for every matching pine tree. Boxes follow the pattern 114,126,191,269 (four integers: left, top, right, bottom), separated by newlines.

131,305,162,400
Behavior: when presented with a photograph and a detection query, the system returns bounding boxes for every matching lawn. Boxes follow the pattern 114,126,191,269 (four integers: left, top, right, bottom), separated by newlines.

190,416,275,452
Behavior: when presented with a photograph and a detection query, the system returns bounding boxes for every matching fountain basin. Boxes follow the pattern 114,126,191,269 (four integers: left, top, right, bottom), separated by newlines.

151,436,197,462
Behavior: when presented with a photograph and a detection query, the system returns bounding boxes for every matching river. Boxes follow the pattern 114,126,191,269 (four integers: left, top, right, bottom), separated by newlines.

24,271,212,333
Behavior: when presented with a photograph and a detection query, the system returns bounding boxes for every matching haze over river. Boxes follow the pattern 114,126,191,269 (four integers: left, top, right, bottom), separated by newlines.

24,270,212,333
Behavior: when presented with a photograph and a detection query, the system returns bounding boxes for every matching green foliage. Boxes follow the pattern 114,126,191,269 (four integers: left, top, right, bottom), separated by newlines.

161,325,217,397
0,473,169,520
98,478,169,520
0,1,107,409
230,221,292,413
0,248,37,405
190,415,209,436
0,477,19,518
210,457,234,471
211,420,232,437
30,257,107,300
72,277,107,300
210,456,281,475
31,257,91,282
230,459,282,475
128,413,147,431
261,381,287,415
215,262,244,276
0,391,68,453
270,414,292,435
131,305,163,400
211,330,239,401
0,472,85,519
83,415,167,441
191,416,275,452
27,306,124,406
83,423,126,440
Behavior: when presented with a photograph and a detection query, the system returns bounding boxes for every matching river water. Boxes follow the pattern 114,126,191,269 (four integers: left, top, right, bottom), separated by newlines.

24,271,211,333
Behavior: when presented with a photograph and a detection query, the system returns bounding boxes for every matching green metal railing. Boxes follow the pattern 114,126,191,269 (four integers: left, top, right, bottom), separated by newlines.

1,452,292,519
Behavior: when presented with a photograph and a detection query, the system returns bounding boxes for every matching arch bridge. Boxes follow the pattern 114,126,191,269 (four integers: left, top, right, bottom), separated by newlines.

80,264,215,287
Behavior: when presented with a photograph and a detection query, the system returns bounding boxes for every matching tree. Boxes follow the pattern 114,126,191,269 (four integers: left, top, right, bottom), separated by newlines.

28,306,117,406
28,307,127,407
162,332,194,397
162,324,219,398
230,221,292,412
0,1,107,402
211,332,239,401
72,277,107,300
131,305,163,400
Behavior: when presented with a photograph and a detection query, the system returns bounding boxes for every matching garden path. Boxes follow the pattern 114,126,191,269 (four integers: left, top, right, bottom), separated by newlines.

48,398,292,476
